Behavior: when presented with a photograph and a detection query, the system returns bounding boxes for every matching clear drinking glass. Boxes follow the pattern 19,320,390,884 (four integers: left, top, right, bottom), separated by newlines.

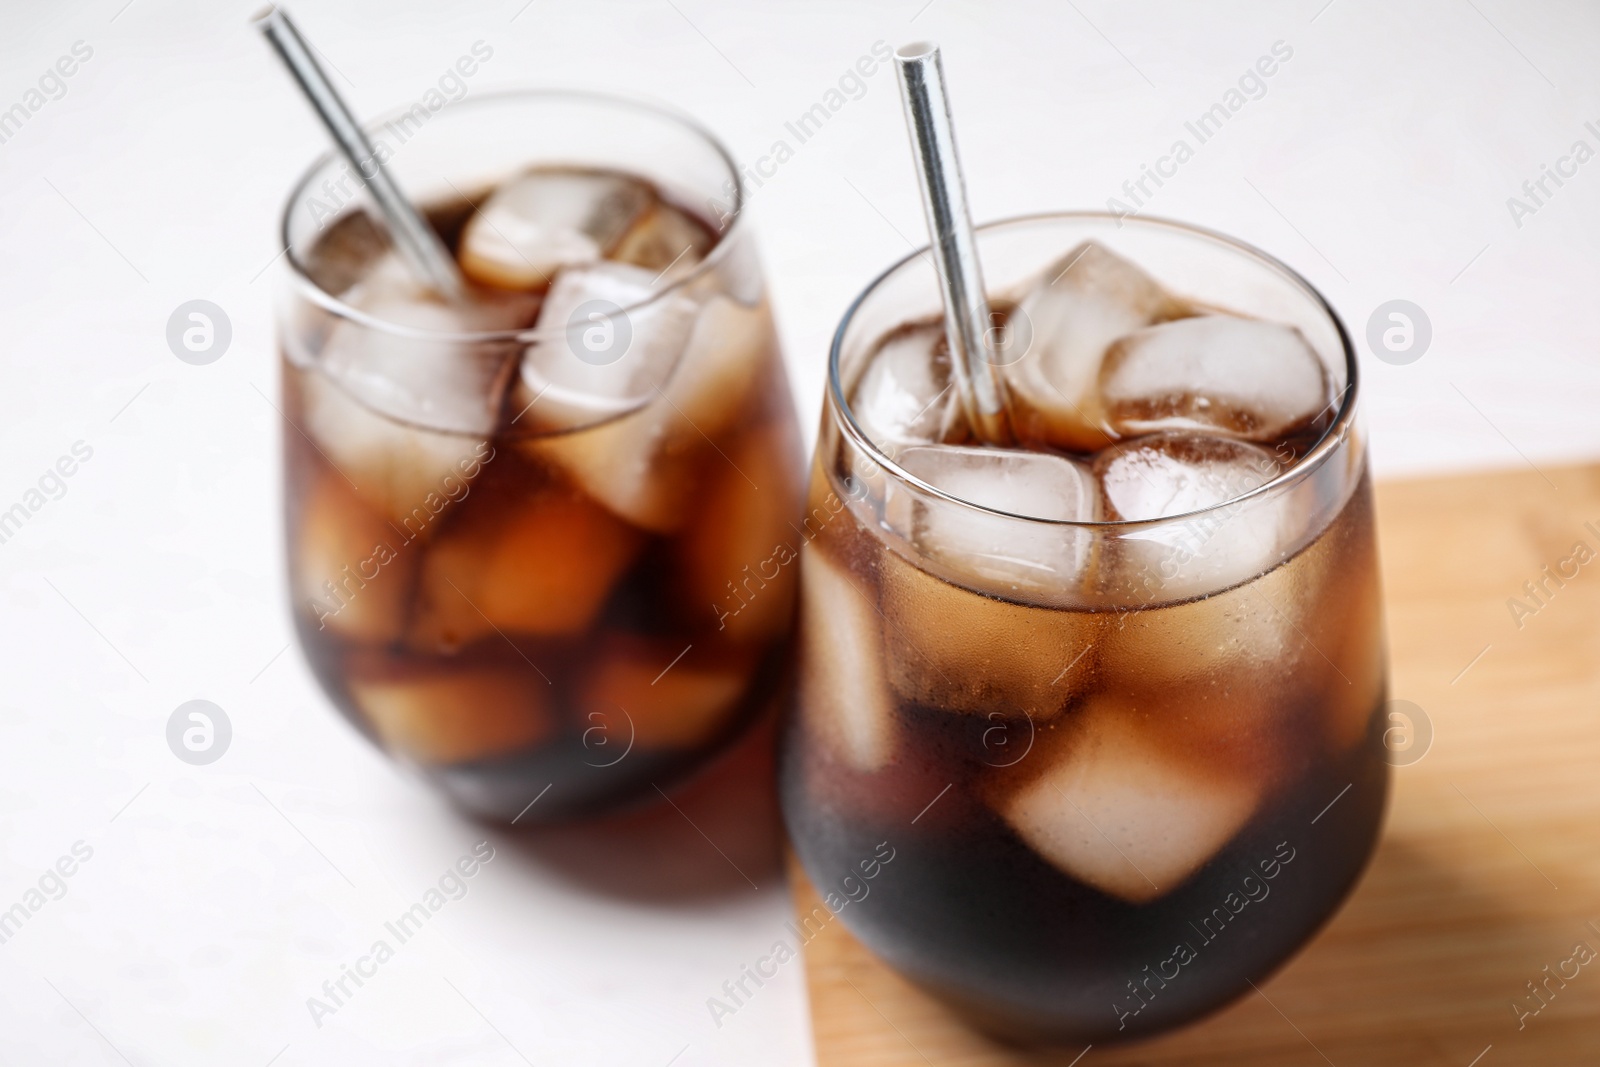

277,90,803,823
780,212,1387,1044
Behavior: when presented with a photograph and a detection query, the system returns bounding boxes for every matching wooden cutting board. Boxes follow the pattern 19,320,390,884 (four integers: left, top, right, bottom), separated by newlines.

791,462,1600,1066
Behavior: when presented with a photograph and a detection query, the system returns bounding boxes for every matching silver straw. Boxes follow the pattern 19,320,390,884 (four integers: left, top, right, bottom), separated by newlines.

254,5,466,302
893,42,1012,445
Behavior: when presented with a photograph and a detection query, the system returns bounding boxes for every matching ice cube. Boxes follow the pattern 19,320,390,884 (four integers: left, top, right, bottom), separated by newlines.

296,365,496,534
1099,314,1329,442
292,471,416,643
297,256,523,529
408,483,644,652
848,321,959,452
885,444,1098,606
611,200,715,276
322,253,531,432
301,209,388,297
581,637,755,751
672,420,804,645
999,241,1185,452
523,293,772,532
992,697,1258,903
512,261,700,434
1093,431,1288,602
348,667,553,765
458,168,651,291
879,544,1096,718
796,544,896,772
1096,431,1281,522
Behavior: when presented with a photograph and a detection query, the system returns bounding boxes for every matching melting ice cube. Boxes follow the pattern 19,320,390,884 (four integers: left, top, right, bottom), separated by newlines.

1091,431,1289,602
458,169,652,291
297,256,519,528
886,444,1099,605
848,321,959,453
993,698,1258,903
1098,314,1330,443
999,241,1184,452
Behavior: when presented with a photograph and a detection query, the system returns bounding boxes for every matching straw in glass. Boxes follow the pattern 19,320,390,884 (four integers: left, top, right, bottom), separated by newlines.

254,5,466,302
893,41,1013,446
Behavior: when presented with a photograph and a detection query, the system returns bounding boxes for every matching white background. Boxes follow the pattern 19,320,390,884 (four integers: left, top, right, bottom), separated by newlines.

1,1,1597,1063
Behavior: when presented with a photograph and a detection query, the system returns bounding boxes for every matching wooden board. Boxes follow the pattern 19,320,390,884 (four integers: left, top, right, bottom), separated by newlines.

792,462,1600,1066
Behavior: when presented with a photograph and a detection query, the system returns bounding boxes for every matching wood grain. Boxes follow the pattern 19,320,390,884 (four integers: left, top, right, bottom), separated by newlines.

793,463,1600,1066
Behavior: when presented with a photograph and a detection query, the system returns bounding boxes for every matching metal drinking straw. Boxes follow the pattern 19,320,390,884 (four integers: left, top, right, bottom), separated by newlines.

255,5,466,302
893,42,1013,446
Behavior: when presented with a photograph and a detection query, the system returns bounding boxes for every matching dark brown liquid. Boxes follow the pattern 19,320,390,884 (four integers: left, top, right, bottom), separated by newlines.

782,321,1387,1043
283,170,803,821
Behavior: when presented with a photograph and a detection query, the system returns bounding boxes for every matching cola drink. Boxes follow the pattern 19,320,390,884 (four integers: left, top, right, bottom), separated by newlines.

278,93,802,822
781,217,1388,1044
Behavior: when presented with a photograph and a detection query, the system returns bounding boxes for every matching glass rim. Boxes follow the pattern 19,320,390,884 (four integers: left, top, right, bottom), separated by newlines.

826,210,1361,531
277,86,747,344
